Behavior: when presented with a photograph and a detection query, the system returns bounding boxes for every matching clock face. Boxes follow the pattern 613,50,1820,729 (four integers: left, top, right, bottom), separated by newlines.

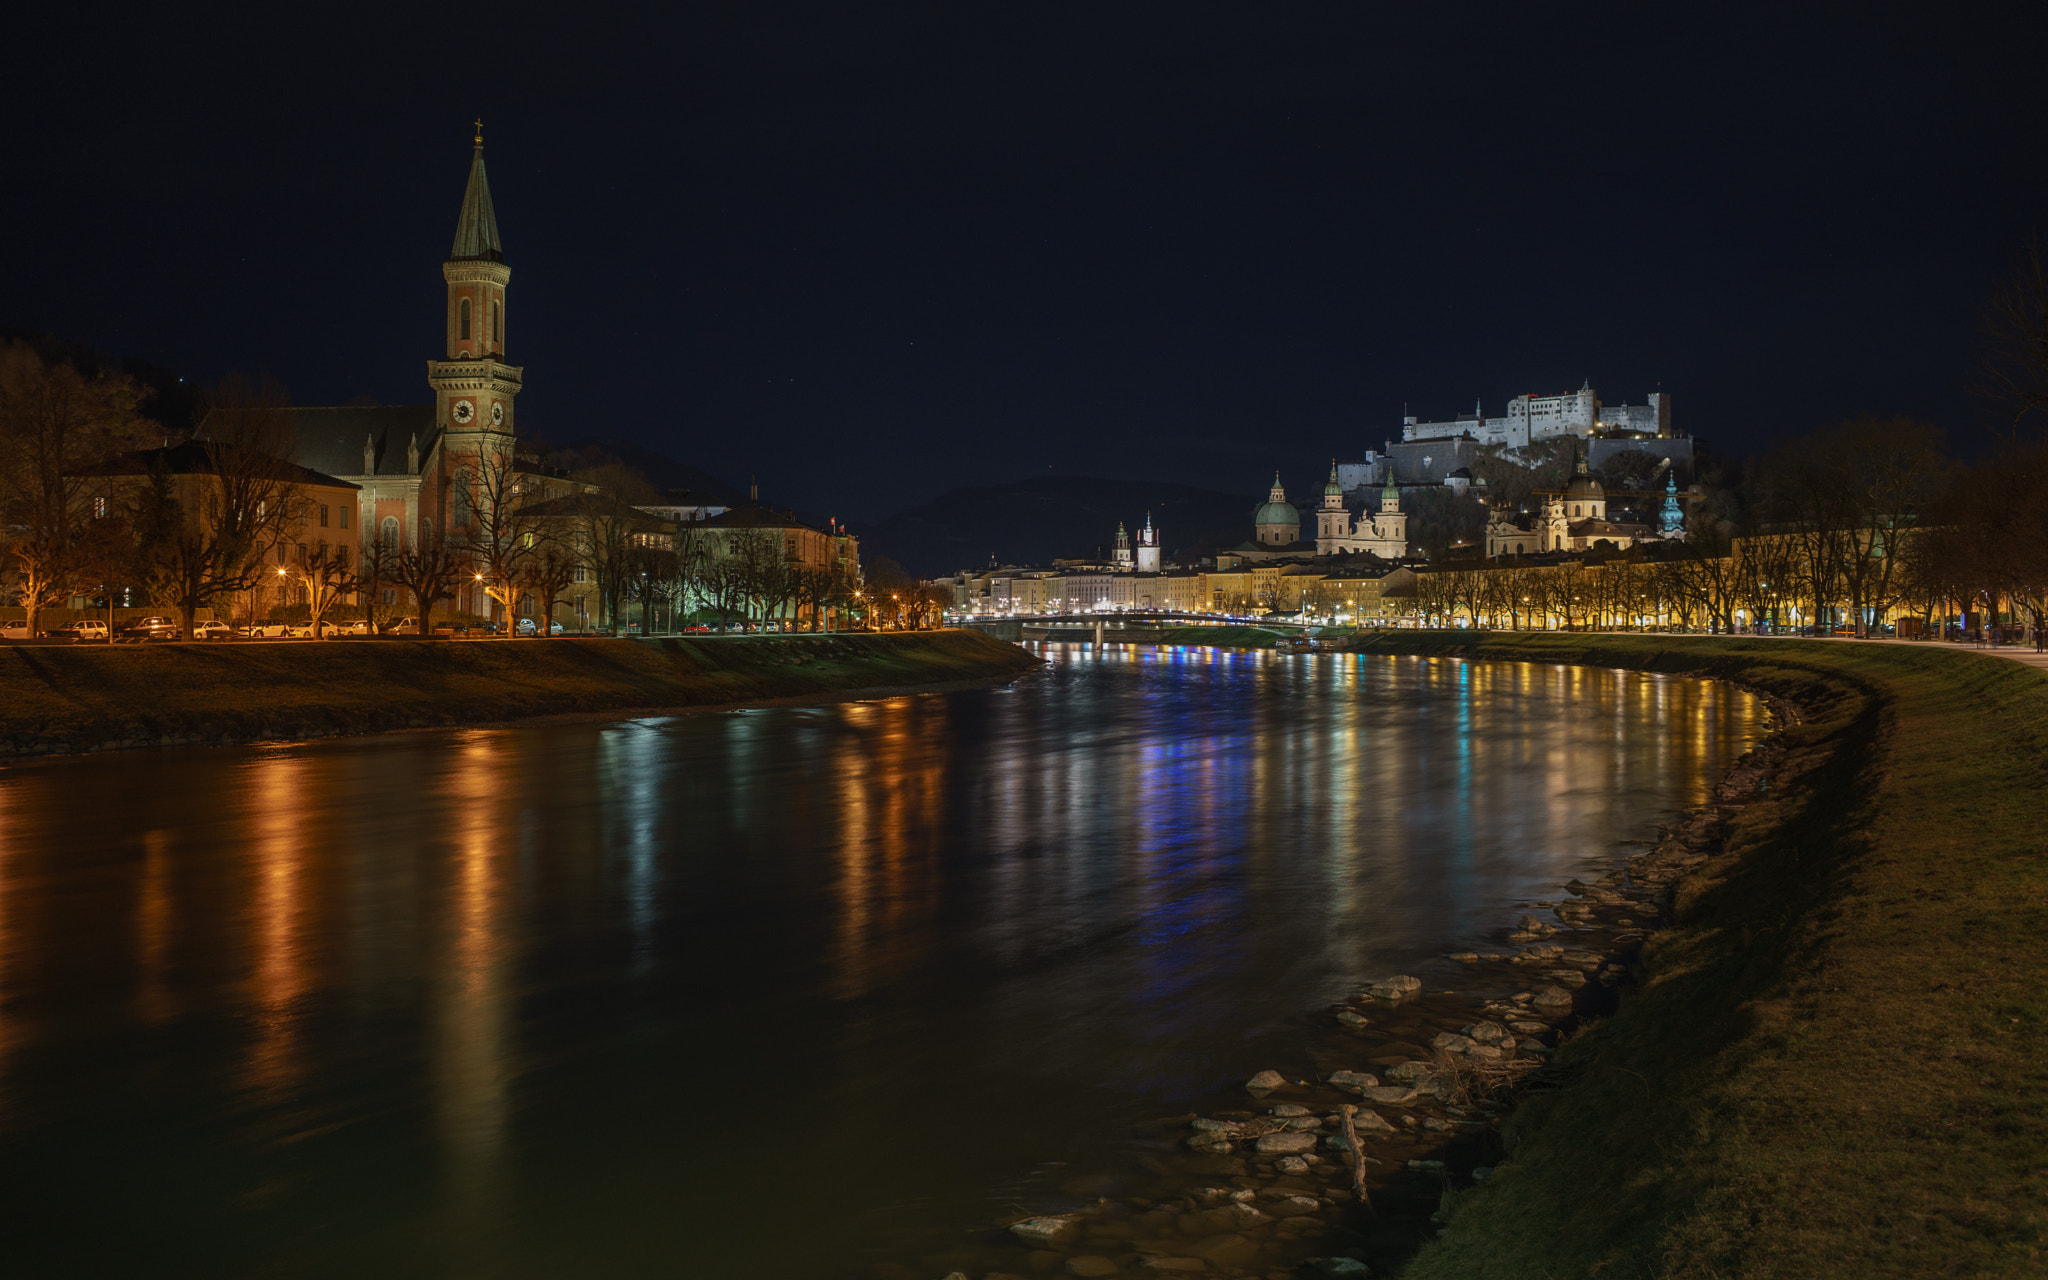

452,400,474,425
490,402,504,427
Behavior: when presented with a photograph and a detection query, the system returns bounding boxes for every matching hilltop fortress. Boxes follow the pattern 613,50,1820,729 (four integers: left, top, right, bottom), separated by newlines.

1399,381,1670,449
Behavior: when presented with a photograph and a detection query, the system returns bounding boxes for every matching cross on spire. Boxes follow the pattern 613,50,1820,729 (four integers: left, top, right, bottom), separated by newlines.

474,117,484,146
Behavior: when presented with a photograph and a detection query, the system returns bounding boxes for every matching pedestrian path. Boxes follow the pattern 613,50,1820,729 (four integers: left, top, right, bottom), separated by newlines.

1662,631,2048,672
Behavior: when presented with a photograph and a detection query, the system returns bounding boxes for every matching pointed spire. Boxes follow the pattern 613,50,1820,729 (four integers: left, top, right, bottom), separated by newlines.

450,124,504,262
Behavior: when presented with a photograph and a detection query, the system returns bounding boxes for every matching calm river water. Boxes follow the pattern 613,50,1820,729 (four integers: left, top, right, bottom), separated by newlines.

0,645,1760,1278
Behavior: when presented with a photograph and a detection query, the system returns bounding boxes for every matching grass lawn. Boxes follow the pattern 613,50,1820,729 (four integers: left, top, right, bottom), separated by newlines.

1158,624,1287,648
0,630,1038,757
1343,632,2048,1278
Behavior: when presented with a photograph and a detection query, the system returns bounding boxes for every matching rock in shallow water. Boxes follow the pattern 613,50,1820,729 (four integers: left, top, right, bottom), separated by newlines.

1009,1214,1084,1247
1364,975,1423,1000
1255,1131,1318,1155
1275,1155,1310,1175
1307,1258,1372,1276
1326,1069,1378,1094
1245,1069,1288,1091
1187,1233,1260,1267
1531,985,1575,1010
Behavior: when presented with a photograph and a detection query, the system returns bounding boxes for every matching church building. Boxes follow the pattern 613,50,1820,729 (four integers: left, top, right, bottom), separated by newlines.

277,126,588,616
1313,462,1409,558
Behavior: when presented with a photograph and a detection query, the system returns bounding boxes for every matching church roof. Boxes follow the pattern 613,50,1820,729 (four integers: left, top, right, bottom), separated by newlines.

451,143,504,262
698,503,828,534
77,442,360,491
285,405,439,478
1254,500,1300,525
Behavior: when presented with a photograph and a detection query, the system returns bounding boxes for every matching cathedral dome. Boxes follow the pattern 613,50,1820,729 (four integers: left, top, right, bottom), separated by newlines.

1255,498,1300,525
1565,471,1604,500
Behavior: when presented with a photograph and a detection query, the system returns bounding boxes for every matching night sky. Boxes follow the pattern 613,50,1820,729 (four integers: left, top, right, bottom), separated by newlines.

10,3,2046,521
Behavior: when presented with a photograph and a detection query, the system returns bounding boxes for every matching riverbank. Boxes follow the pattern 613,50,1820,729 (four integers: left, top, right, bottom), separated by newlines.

1328,632,2048,1278
0,630,1039,759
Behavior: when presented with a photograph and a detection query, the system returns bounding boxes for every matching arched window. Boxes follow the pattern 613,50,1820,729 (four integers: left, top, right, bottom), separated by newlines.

492,299,501,346
451,469,473,529
380,517,399,550
421,517,434,546
459,298,472,341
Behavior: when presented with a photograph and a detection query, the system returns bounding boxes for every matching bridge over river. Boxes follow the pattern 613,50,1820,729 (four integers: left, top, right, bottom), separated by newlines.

961,612,1314,644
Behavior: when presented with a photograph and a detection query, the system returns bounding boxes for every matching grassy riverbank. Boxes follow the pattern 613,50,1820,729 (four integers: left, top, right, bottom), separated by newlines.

0,630,1038,758
1158,624,1286,648
1338,632,2048,1278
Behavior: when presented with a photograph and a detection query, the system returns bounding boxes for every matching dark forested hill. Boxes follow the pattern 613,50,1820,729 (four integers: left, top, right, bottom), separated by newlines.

547,437,753,508
859,475,1258,577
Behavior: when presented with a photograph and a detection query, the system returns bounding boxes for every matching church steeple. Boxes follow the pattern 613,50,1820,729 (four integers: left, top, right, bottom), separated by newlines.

430,123,523,479
451,122,504,263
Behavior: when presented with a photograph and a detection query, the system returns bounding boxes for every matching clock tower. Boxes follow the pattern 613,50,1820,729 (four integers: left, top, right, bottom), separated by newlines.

427,122,523,534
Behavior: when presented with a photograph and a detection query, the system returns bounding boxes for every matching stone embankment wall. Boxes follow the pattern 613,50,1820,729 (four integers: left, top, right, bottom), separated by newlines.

0,630,1039,759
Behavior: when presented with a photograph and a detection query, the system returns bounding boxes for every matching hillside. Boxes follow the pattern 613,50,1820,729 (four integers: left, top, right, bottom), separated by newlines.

548,436,753,508
861,475,1258,577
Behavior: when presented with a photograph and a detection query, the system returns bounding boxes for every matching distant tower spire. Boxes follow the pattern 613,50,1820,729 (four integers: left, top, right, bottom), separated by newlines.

474,116,484,146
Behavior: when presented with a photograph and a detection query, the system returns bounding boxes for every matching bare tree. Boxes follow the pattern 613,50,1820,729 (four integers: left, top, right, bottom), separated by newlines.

456,449,537,635
0,342,151,633
131,376,307,639
300,539,358,638
518,540,580,636
1981,237,2048,438
357,521,398,630
394,532,465,637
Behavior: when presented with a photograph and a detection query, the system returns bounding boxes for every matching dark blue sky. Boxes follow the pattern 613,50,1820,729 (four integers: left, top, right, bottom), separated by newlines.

9,2,2045,520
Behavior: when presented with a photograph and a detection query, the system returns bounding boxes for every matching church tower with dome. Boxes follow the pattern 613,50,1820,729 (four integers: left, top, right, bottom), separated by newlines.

1254,472,1302,546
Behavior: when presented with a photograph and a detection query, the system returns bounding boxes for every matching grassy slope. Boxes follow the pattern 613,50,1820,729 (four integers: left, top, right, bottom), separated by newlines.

1158,624,1285,648
1338,633,2048,1278
0,631,1038,756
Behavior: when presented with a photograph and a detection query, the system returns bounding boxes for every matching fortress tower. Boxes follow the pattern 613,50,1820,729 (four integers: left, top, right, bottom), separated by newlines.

1135,512,1161,574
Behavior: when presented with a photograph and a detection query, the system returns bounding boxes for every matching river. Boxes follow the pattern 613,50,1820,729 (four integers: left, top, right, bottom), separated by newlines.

0,644,1761,1278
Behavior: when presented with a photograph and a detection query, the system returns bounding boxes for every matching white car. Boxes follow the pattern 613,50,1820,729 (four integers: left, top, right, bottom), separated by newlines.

283,624,320,639
515,618,564,636
66,619,111,642
332,619,375,635
239,622,292,639
0,619,31,640
193,621,234,641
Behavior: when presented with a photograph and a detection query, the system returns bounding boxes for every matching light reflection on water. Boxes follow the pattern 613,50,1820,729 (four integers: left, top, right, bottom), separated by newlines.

0,646,1759,1277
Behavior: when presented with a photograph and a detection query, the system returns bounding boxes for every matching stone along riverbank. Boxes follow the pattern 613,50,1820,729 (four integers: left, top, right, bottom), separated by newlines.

0,630,1039,758
940,709,1787,1280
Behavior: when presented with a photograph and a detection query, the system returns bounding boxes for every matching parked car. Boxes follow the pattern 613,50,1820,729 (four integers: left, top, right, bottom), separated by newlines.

331,619,375,635
193,620,234,641
52,619,112,642
118,616,181,642
0,620,32,640
513,618,565,636
283,624,320,639
239,622,292,639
